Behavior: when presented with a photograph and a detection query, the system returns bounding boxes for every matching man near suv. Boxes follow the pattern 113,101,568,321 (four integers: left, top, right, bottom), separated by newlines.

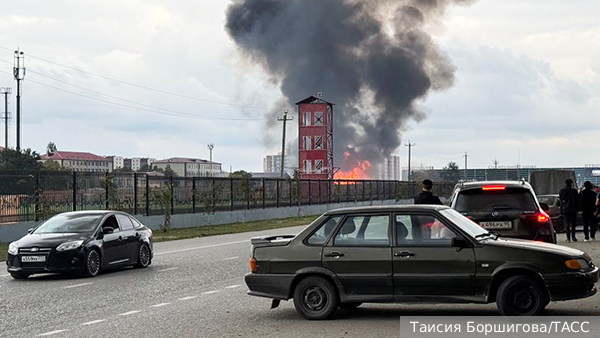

580,181,597,241
414,179,443,205
559,179,580,242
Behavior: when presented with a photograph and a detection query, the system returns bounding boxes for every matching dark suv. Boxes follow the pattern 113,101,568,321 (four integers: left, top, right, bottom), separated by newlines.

245,205,597,319
449,181,556,243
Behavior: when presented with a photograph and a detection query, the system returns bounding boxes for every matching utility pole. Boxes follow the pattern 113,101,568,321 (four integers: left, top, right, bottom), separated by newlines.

277,111,292,178
13,49,25,152
404,141,415,181
463,152,469,180
1,87,11,150
207,144,214,162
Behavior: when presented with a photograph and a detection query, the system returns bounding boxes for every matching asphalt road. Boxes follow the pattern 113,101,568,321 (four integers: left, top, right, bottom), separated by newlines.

1,227,599,338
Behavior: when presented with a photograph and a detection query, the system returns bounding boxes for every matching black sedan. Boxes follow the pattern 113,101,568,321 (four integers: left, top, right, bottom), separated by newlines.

6,210,153,279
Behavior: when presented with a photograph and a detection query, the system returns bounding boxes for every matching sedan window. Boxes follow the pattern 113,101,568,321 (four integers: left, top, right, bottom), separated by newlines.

334,215,390,246
306,216,341,245
116,214,134,230
396,214,456,246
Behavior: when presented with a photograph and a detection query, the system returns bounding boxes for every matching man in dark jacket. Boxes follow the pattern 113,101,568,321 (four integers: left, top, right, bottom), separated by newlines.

414,179,443,205
559,178,580,242
580,181,596,241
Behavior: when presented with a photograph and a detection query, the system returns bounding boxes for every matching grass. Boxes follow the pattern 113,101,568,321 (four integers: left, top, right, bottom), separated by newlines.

152,215,319,243
0,215,319,262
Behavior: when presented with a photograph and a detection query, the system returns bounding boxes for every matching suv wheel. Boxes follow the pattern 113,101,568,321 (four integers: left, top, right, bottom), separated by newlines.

497,275,548,316
293,276,339,320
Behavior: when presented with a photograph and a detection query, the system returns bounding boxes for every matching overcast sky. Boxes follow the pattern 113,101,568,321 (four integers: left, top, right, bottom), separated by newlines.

0,0,598,172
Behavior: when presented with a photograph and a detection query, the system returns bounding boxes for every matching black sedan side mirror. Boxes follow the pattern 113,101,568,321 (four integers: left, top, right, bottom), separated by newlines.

102,227,114,234
539,203,549,212
27,228,34,234
451,236,470,248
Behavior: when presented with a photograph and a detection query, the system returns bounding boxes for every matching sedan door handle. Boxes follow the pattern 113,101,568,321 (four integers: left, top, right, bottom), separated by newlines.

394,251,415,258
324,251,344,258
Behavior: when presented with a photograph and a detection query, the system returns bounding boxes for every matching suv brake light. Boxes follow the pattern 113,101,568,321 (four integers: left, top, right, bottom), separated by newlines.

482,185,506,191
537,211,550,223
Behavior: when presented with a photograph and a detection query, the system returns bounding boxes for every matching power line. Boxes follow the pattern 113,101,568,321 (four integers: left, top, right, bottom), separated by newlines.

0,45,267,110
0,69,265,121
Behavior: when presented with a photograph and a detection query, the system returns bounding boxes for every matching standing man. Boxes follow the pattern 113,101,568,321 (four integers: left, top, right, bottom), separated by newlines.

580,181,597,241
559,178,580,242
414,179,443,205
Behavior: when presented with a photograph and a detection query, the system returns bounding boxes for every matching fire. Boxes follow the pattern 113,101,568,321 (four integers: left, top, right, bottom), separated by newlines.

334,160,372,182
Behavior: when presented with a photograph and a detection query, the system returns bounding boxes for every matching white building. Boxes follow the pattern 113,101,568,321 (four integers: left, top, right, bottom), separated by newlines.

378,156,401,181
40,151,113,172
152,157,221,177
109,156,124,170
263,153,291,174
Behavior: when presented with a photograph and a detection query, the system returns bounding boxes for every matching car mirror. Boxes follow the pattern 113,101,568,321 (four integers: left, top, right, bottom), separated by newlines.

102,227,114,234
539,203,549,212
451,236,470,248
27,228,34,234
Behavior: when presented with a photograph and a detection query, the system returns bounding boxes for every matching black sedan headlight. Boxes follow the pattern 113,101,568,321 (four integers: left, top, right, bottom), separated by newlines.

8,242,19,255
56,240,84,252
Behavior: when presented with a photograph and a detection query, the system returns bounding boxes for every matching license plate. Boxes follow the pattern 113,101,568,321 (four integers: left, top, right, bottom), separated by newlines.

21,255,46,263
480,221,512,229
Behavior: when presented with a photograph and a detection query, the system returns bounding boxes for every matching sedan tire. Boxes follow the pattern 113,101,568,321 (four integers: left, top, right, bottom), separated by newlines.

497,275,548,316
293,276,339,320
83,249,101,277
134,243,151,269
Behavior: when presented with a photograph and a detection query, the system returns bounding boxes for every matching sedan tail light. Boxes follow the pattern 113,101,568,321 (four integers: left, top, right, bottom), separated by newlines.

250,258,257,272
537,212,550,223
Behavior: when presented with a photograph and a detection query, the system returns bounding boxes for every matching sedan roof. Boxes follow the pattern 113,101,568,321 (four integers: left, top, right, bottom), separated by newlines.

324,204,450,215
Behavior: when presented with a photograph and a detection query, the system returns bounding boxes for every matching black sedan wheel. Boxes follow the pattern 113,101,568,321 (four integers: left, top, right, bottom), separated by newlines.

83,249,101,277
134,243,151,268
293,276,339,320
10,273,31,280
497,275,548,316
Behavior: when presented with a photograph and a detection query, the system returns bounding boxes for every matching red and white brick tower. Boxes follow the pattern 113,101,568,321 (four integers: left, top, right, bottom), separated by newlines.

296,95,334,179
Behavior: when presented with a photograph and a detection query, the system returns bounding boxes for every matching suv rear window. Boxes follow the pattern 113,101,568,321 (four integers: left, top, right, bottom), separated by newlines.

455,187,537,212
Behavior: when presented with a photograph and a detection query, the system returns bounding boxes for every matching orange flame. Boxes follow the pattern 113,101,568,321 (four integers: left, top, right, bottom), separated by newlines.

334,160,372,183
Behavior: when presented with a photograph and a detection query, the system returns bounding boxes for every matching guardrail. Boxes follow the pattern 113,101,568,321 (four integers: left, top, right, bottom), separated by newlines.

0,170,456,223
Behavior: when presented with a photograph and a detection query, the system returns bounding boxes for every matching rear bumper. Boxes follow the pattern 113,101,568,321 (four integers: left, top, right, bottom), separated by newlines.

545,267,599,301
245,273,295,300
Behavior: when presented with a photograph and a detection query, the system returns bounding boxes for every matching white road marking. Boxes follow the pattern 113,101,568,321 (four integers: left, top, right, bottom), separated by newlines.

221,256,239,261
64,282,94,289
202,290,220,295
38,330,67,336
150,303,171,308
157,267,178,272
118,310,141,316
225,285,241,289
178,296,198,301
81,319,106,326
155,240,248,256
0,274,10,278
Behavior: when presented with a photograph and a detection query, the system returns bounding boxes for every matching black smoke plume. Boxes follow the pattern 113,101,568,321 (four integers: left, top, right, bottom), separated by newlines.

226,0,470,174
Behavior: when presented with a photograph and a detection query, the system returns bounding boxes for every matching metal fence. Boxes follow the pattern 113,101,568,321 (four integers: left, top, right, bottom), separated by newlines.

0,171,457,223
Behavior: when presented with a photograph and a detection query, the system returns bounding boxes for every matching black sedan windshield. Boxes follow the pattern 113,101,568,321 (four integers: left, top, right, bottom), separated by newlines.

34,213,103,234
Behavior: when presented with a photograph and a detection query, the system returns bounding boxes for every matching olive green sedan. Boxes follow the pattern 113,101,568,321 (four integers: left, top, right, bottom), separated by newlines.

245,205,598,319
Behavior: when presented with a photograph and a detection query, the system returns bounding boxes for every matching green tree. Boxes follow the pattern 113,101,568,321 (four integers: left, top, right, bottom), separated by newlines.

163,166,177,177
138,164,151,172
441,161,461,182
0,148,43,170
46,142,57,155
230,170,252,204
151,182,173,232
42,160,68,171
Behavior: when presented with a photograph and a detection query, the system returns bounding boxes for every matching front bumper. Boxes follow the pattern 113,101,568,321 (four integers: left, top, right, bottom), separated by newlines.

245,273,295,300
545,267,599,301
6,249,86,275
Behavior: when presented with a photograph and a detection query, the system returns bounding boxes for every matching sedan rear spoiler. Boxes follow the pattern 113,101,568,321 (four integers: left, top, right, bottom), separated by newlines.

250,235,296,247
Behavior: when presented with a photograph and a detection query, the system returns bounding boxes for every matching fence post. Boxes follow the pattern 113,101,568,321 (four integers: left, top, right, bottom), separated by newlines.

289,179,293,207
145,174,150,216
262,178,265,209
34,171,40,222
362,180,365,202
212,177,216,212
246,178,250,210
170,176,174,215
328,180,331,204
318,180,322,205
192,177,196,214
230,177,234,211
134,173,138,215
276,179,280,208
72,172,77,211
308,179,311,206
104,172,109,210
346,181,350,203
